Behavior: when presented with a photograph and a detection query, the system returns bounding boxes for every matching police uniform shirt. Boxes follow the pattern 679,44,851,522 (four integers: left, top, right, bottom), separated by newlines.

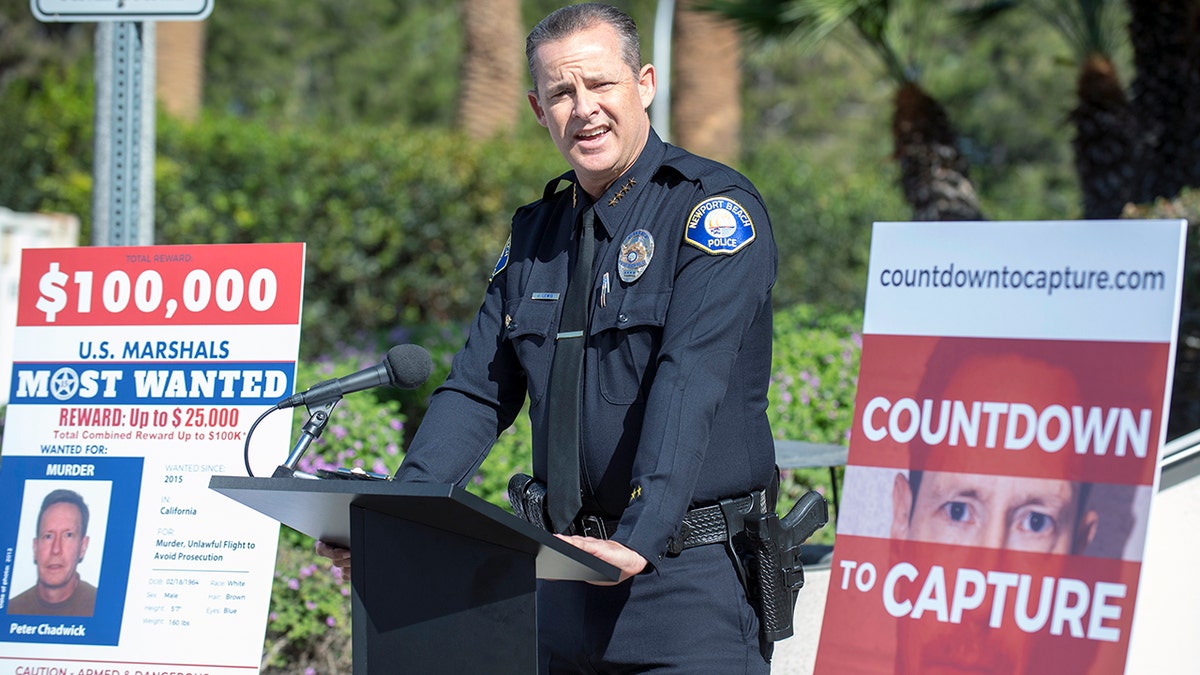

397,129,778,566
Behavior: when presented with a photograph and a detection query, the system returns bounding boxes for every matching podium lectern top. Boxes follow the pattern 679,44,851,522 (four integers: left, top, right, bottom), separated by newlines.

209,475,619,582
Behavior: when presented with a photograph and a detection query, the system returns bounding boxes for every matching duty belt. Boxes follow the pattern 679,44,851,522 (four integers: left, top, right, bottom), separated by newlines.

571,492,759,555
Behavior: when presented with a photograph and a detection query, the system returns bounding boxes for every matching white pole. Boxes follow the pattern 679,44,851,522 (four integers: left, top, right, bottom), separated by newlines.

651,0,674,142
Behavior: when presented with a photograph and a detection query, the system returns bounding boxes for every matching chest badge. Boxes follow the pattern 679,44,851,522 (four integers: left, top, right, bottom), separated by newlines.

618,229,654,283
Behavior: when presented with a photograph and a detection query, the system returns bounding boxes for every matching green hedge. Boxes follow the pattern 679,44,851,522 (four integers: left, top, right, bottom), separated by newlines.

0,63,885,349
154,115,565,356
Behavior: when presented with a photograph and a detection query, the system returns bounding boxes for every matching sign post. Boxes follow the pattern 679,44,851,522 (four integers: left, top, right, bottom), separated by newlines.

30,0,215,247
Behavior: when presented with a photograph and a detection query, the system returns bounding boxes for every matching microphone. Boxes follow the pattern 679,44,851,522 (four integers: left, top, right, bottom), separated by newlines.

275,344,433,409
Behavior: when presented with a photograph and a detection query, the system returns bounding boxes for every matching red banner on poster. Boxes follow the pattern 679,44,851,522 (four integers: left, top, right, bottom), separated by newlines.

17,244,304,327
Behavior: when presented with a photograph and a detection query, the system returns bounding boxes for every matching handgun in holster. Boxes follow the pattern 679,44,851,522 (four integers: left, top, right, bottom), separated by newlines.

508,473,551,532
722,488,829,642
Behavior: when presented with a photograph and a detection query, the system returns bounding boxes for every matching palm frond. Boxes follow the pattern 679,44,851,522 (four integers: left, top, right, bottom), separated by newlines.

700,0,913,83
958,0,1126,60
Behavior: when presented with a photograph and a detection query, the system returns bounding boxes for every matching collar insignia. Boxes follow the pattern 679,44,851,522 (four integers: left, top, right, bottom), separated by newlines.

608,177,636,207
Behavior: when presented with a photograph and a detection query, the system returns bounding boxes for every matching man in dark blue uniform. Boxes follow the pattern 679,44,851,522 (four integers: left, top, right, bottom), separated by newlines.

320,3,778,671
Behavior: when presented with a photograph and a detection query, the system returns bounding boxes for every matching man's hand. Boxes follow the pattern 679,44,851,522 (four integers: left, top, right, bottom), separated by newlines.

315,540,352,580
555,535,647,584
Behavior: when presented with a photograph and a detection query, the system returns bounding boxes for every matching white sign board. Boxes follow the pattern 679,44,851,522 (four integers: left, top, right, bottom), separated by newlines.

0,243,304,674
814,219,1187,675
32,0,212,22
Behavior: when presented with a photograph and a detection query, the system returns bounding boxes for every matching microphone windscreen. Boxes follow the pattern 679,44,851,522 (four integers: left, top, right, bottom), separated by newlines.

384,344,434,389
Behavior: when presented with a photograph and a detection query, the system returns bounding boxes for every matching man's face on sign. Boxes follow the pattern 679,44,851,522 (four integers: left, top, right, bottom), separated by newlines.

34,501,89,592
892,471,1094,554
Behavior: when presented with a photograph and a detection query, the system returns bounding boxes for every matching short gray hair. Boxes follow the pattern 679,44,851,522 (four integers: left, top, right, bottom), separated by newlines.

38,488,90,536
526,3,642,92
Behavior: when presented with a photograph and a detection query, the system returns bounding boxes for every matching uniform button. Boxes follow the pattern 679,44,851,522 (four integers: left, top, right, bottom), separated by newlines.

618,313,629,323
508,321,519,330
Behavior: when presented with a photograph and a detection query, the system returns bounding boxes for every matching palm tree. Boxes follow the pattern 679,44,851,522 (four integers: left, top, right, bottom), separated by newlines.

702,0,984,221
1127,0,1200,203
457,0,523,139
965,0,1136,219
155,20,207,122
671,0,743,165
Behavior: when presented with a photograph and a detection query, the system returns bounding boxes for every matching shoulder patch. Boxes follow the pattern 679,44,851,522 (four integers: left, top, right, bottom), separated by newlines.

489,236,511,282
684,197,756,254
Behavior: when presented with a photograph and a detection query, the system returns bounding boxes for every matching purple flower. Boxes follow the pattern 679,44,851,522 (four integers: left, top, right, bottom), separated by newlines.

287,578,300,591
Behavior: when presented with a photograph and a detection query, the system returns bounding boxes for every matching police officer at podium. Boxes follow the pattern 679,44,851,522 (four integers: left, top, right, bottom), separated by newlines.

319,4,778,671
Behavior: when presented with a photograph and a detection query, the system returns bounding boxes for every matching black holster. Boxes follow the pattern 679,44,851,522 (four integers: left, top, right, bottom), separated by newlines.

508,473,551,532
723,489,828,642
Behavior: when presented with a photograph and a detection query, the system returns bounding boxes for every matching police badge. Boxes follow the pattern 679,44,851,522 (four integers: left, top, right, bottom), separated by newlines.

618,229,654,283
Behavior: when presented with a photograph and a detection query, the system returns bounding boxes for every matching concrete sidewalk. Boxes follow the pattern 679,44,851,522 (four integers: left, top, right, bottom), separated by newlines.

766,564,829,675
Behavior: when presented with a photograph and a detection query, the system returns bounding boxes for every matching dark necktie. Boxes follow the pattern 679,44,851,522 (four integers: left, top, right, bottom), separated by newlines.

546,206,594,533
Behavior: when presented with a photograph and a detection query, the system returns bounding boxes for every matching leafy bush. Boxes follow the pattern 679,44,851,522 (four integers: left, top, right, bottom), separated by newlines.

743,141,904,313
154,114,563,357
0,61,95,233
1123,192,1200,440
769,305,863,546
0,66,885,356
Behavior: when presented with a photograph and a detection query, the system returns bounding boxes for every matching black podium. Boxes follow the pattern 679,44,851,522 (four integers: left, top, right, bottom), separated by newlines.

209,476,618,675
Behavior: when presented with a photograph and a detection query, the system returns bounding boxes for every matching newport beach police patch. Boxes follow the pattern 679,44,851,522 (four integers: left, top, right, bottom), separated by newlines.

489,236,511,282
685,197,755,254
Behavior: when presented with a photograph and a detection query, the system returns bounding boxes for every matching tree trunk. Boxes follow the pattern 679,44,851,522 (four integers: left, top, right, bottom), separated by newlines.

1070,54,1141,219
457,0,523,139
671,0,742,165
155,20,206,122
1128,0,1200,202
892,81,984,221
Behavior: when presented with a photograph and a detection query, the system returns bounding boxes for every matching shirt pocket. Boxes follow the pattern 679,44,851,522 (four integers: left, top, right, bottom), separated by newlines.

504,296,558,406
589,290,669,405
